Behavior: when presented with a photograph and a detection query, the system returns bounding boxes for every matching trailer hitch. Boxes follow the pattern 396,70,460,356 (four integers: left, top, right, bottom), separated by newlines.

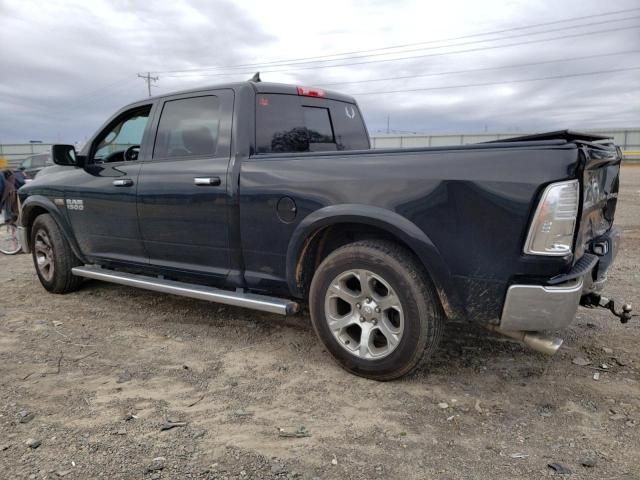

581,294,636,324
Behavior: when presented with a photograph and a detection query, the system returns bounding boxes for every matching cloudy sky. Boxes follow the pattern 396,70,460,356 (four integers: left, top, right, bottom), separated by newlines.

1,0,639,143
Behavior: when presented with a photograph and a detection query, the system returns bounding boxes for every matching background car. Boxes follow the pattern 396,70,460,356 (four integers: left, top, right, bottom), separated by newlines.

18,152,52,179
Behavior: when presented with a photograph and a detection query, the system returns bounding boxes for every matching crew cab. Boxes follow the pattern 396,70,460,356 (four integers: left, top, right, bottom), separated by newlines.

17,79,627,380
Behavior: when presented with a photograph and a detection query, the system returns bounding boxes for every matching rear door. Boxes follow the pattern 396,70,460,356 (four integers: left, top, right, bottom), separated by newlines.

136,90,234,282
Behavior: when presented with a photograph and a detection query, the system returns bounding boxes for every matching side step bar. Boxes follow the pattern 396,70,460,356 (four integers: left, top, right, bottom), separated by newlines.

71,265,300,316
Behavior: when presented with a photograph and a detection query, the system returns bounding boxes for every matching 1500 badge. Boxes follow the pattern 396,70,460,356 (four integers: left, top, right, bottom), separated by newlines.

65,199,84,211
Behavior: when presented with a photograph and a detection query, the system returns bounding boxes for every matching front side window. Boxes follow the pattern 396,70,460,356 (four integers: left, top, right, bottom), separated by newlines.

93,107,151,163
153,96,221,159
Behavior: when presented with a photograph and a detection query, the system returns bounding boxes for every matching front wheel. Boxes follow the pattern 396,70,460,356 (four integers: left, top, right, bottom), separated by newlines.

31,214,82,293
309,240,444,381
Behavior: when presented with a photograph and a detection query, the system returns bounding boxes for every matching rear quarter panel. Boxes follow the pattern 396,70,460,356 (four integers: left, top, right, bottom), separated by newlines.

239,144,580,322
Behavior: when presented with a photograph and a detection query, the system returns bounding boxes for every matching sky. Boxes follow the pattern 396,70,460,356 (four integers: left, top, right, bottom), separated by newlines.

0,0,639,143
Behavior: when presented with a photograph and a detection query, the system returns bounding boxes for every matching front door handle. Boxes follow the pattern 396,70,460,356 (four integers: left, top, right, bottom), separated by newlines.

113,179,134,187
194,176,221,186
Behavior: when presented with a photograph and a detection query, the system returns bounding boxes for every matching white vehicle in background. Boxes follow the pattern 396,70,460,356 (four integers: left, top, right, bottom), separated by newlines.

18,152,53,179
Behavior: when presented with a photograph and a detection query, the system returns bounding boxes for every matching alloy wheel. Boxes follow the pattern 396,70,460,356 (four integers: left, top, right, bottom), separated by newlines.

324,269,404,359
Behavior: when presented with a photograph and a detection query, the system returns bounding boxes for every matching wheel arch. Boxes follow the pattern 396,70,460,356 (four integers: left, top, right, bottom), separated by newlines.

286,204,463,320
20,195,86,262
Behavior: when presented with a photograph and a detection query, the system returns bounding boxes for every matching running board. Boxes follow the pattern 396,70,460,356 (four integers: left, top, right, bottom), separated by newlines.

71,265,300,315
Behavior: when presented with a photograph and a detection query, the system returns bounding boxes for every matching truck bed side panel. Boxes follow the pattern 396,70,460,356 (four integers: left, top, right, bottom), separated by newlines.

239,144,580,321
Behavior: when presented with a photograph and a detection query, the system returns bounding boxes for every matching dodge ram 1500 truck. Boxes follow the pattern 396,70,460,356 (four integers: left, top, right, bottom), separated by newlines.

17,79,631,380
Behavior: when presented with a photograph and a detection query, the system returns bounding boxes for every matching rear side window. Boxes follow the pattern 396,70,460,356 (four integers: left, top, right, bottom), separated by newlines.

255,94,369,154
154,96,220,159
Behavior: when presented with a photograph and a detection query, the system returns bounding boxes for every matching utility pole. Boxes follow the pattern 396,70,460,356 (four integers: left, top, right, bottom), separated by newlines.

137,72,159,97
386,114,390,134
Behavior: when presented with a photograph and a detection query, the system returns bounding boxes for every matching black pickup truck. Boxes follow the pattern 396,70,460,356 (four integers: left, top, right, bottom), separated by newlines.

17,79,628,380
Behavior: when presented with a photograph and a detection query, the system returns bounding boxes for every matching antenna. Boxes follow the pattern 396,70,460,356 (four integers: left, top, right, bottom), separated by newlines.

249,72,261,82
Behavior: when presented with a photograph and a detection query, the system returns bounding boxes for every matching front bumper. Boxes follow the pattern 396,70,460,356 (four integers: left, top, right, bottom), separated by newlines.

499,227,619,331
17,226,30,253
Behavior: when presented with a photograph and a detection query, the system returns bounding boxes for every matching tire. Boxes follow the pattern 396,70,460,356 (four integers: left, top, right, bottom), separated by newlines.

31,214,82,293
309,240,444,381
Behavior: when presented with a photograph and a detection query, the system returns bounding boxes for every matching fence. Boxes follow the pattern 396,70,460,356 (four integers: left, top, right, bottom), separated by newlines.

0,143,53,168
2,128,640,166
370,128,640,159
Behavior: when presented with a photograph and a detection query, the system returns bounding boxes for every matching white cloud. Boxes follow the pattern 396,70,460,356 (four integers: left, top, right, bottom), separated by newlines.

0,0,638,142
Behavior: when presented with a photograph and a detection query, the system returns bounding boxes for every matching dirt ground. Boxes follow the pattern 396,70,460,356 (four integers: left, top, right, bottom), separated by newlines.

1,166,639,480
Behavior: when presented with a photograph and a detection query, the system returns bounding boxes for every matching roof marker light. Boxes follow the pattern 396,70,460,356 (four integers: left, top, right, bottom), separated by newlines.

297,86,325,97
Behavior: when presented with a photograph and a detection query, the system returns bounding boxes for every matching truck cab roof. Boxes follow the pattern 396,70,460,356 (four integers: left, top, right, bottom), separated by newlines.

137,81,357,106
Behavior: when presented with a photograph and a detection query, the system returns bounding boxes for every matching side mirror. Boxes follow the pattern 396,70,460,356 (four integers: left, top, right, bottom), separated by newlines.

51,144,77,166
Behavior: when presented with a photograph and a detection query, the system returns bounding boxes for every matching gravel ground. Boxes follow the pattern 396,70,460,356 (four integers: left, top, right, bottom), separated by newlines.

1,166,639,480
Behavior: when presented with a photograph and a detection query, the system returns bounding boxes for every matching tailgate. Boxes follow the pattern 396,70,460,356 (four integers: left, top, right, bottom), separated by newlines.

574,141,622,260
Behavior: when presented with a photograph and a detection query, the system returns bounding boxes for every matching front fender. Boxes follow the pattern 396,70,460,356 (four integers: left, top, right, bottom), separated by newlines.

20,195,86,262
285,204,463,319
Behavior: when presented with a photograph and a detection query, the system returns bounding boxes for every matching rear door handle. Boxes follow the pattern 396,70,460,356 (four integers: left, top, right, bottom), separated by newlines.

113,179,134,187
194,176,221,186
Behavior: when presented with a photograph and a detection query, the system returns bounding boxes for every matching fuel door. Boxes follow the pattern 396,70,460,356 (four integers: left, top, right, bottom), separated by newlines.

276,196,297,223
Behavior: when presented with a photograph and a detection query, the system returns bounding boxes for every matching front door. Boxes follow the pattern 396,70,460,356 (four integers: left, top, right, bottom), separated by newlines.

64,104,154,264
136,90,234,282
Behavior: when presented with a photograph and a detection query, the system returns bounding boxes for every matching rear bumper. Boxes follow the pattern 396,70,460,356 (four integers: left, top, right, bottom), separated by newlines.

499,227,619,331
17,226,30,253
500,278,585,331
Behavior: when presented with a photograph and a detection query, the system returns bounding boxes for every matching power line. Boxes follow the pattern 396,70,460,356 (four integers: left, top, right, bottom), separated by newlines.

163,24,640,79
152,8,640,75
63,75,135,103
1,77,141,125
279,16,640,71
62,78,139,110
52,79,141,122
350,66,640,96
137,72,159,97
152,7,640,74
174,16,640,74
318,50,640,87
42,50,639,121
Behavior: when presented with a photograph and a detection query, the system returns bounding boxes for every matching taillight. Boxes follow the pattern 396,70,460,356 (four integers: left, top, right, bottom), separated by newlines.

297,86,325,97
524,180,579,256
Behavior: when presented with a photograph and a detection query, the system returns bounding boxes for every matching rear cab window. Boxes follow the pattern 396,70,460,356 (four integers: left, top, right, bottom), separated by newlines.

255,94,369,154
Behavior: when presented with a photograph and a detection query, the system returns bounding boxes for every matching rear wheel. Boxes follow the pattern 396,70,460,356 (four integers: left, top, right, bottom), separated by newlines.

309,240,444,380
31,214,82,293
